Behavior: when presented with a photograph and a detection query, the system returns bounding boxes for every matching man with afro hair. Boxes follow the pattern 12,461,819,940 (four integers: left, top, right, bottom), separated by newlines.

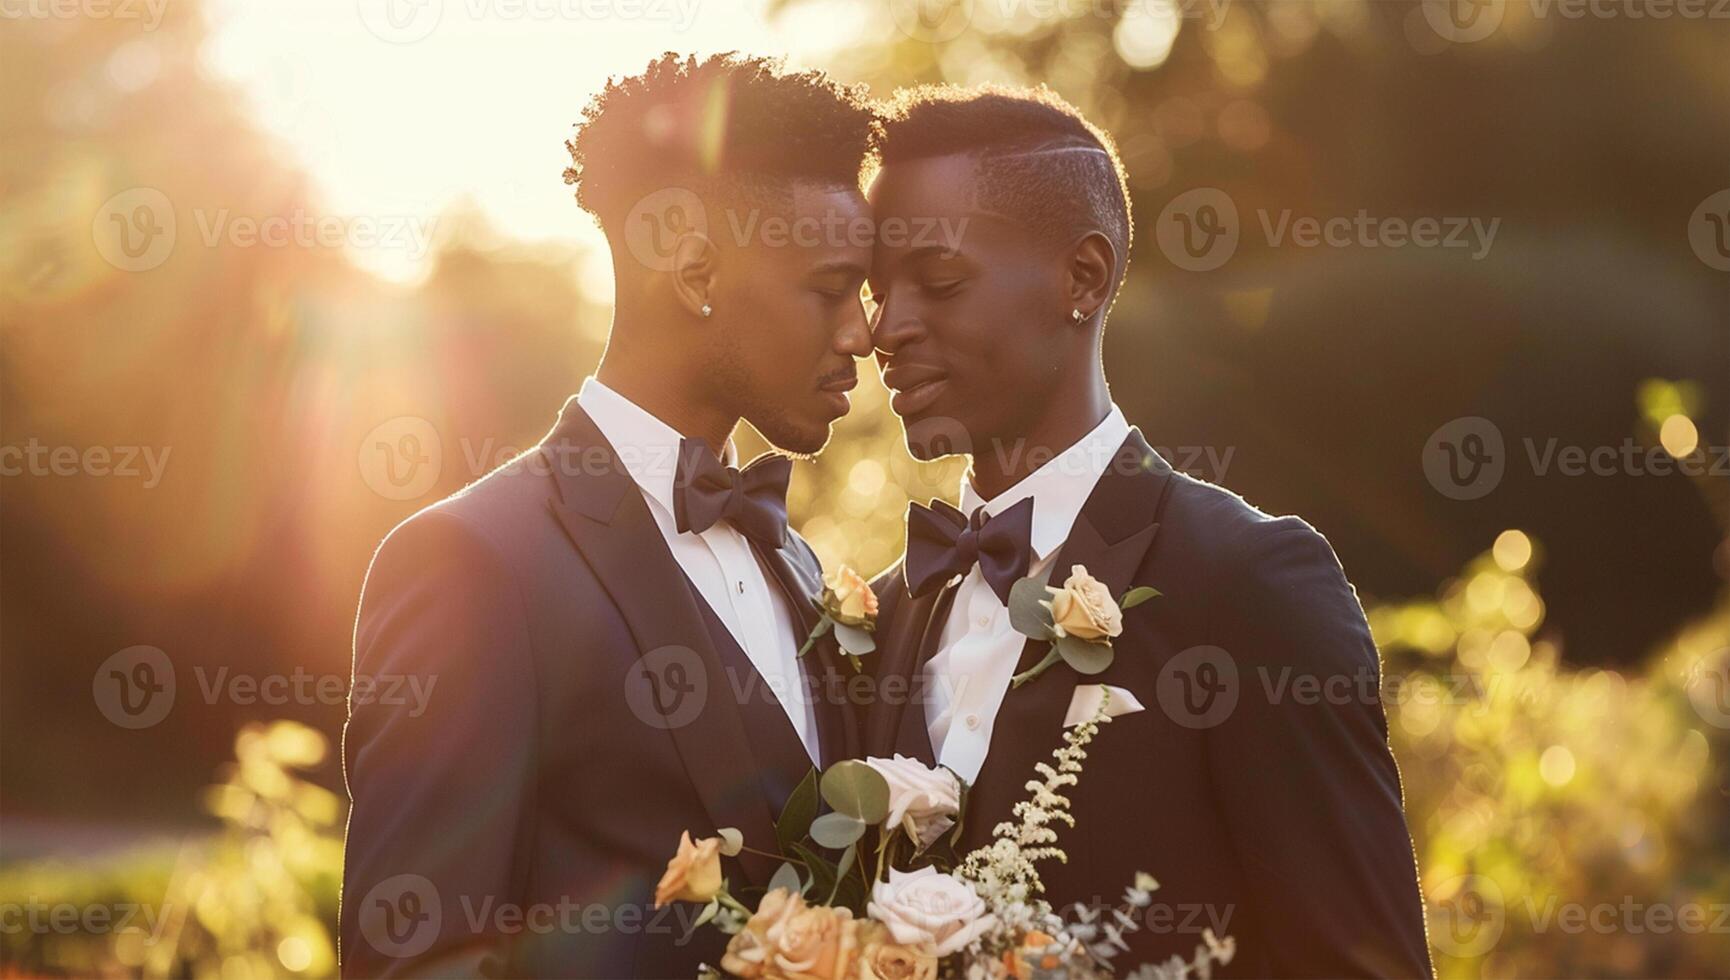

342,53,878,978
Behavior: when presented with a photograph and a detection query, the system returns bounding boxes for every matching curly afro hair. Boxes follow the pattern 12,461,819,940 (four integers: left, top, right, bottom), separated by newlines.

878,84,1133,292
565,52,880,241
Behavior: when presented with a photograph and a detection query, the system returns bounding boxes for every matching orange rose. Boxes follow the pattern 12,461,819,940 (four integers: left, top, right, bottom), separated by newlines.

823,565,879,628
856,922,937,980
653,831,723,908
721,888,805,978
768,904,860,980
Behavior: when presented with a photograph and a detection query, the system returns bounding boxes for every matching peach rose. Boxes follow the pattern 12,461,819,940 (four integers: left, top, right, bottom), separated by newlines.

857,922,938,980
653,831,723,908
768,903,859,980
721,888,805,978
1043,565,1122,641
823,565,879,628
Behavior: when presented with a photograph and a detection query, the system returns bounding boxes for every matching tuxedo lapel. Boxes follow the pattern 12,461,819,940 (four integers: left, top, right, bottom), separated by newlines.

753,537,859,768
540,399,781,886
966,429,1176,836
868,573,950,765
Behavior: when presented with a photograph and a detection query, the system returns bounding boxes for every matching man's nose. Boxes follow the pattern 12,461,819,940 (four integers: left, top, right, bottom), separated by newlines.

870,292,922,356
836,297,873,358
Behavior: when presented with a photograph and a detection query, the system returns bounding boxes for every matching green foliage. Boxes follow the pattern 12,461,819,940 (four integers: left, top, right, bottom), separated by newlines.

0,721,342,977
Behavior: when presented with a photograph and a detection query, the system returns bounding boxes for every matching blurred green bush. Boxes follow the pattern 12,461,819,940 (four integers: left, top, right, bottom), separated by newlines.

4,534,1725,978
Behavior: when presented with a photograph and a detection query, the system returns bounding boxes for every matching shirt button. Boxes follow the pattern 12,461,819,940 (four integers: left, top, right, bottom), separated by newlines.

976,615,990,628
736,581,745,594
964,713,980,731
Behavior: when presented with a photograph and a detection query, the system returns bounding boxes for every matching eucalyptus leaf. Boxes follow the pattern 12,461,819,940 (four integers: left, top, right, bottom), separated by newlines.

1119,586,1161,610
1056,633,1114,675
790,842,837,901
820,760,890,824
827,842,857,904
776,769,819,855
768,861,804,896
690,899,720,933
832,623,876,656
716,827,743,857
1007,577,1056,639
809,811,866,849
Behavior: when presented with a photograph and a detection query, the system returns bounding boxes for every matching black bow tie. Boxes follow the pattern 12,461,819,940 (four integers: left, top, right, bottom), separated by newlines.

672,438,792,547
904,497,1035,604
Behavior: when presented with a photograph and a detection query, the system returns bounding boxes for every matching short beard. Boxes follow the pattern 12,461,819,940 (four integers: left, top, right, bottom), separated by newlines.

711,337,830,457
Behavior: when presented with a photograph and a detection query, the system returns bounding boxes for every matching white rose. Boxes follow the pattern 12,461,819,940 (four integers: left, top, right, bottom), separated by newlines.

866,866,996,957
864,755,961,850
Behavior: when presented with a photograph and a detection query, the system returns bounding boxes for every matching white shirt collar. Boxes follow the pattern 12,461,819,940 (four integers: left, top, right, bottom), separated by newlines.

576,376,738,518
959,404,1132,562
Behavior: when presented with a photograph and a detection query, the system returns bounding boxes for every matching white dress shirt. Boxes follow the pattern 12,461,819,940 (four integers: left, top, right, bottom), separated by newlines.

577,377,820,762
922,405,1132,783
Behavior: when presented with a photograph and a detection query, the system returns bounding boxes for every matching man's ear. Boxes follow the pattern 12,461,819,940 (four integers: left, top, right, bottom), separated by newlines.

670,232,719,319
1065,230,1117,324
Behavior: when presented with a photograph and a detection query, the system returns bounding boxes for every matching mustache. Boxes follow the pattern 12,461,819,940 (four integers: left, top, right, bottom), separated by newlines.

816,366,857,387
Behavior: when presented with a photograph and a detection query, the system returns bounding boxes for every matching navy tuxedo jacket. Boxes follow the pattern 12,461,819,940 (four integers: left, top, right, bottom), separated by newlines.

867,429,1434,978
340,398,857,978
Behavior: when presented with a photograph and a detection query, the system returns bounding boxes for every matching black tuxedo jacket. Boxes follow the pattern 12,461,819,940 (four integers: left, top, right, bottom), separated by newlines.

867,429,1433,978
341,398,858,978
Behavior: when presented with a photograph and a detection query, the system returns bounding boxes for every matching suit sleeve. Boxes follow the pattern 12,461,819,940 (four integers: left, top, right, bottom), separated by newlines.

340,510,538,978
1206,518,1433,978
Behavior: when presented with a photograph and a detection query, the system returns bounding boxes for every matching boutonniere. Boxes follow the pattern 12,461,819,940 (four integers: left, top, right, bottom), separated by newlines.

1006,564,1160,688
798,564,877,669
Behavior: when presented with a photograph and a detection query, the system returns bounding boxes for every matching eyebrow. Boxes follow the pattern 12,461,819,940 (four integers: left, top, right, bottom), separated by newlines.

807,259,870,277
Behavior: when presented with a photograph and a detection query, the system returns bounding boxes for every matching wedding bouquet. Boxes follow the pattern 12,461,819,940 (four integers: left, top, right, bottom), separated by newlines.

654,565,1236,979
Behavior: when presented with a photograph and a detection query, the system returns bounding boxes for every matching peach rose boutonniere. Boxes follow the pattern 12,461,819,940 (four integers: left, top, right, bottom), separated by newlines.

654,830,725,908
798,564,878,668
1006,564,1161,688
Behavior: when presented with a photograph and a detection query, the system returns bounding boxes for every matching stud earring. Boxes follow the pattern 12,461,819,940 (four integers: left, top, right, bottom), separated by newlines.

701,304,713,318
1071,308,1085,323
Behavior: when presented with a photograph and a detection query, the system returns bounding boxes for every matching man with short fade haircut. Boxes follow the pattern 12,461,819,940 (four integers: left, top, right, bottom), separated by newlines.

865,85,1433,977
342,53,876,978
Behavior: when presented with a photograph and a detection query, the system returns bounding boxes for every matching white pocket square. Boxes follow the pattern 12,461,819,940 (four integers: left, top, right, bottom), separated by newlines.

1063,683,1146,728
